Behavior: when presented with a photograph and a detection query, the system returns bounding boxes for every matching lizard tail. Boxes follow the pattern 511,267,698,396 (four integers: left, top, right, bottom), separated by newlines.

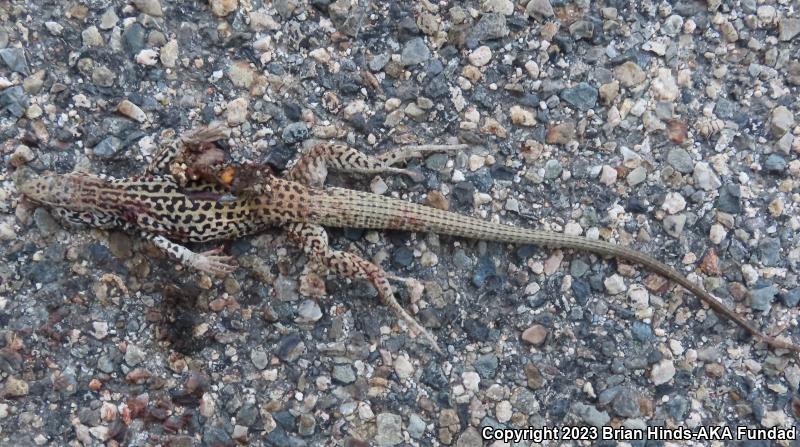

311,187,799,353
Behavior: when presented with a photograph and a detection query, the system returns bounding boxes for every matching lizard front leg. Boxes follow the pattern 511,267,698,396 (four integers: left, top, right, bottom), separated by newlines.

287,141,469,188
146,234,236,276
285,223,442,353
146,122,230,176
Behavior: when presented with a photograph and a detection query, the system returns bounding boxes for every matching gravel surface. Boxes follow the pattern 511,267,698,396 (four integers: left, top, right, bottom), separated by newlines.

1,0,800,446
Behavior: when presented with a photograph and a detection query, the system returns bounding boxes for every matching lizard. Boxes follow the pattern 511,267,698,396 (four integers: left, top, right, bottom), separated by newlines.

13,123,799,354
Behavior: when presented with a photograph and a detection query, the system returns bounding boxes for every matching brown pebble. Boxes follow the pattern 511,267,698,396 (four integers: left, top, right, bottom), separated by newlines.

545,122,576,145
705,363,725,379
521,324,548,346
525,363,544,389
426,191,449,211
700,248,721,275
209,298,227,312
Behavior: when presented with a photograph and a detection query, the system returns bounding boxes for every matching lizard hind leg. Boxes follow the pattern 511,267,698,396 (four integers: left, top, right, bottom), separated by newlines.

286,223,442,353
287,141,469,188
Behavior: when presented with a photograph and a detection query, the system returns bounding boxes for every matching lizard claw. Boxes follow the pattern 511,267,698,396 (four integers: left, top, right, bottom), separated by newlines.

193,247,237,276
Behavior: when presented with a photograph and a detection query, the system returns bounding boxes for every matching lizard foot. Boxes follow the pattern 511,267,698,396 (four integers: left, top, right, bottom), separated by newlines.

378,143,471,167
192,246,237,276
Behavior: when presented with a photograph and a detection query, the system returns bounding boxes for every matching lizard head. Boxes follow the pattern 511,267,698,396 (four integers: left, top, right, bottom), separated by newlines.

15,168,93,210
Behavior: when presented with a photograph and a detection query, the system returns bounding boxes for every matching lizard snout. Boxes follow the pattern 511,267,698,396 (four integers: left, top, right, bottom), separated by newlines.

15,169,75,207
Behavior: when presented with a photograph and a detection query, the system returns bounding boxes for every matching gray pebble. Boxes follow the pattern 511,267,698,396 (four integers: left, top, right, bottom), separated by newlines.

33,208,61,235
332,364,356,384
544,159,562,179
717,183,741,214
369,53,390,72
407,413,426,439
560,82,598,111
401,37,430,66
296,299,323,323
0,48,29,74
571,402,611,427
375,413,403,447
425,153,449,171
0,85,28,118
474,354,498,379
467,13,509,42
758,238,781,267
782,288,800,307
281,122,308,144
93,136,124,159
749,285,778,312
250,348,269,370
764,154,787,173
667,147,694,174
569,259,590,277
612,387,641,418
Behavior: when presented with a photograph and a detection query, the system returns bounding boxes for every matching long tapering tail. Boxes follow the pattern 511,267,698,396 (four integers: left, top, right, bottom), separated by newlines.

308,187,798,353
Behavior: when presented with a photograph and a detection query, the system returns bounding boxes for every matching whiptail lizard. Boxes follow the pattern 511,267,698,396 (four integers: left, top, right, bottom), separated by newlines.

14,124,798,354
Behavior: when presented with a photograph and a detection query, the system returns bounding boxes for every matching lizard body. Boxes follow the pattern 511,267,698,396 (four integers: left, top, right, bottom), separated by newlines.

14,125,798,353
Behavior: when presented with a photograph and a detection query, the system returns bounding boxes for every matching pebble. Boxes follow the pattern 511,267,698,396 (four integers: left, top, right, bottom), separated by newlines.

599,81,619,104
521,324,548,346
764,154,787,173
468,46,492,67
250,348,269,370
282,122,308,144
82,26,103,47
604,274,627,294
779,18,800,41
160,39,178,67
135,49,159,65
651,68,679,101
44,21,64,35
133,0,163,17
375,413,403,447
3,376,29,397
782,288,800,308
401,38,430,66
614,62,646,87
749,285,777,312
124,344,146,367
572,402,610,427
407,414,426,439
296,299,322,323
332,365,356,384
226,97,249,125
462,371,480,393
210,0,238,17
117,99,147,123
692,162,722,191
91,321,109,339
627,166,646,186
544,159,562,179
510,105,536,126
650,359,676,385
99,8,119,30
709,224,727,244
770,106,794,136
10,144,35,167
662,15,684,36
599,165,617,185
662,214,687,237
560,82,598,111
394,355,414,380
546,122,575,144
717,183,741,214
93,136,123,159
667,147,693,173
662,192,686,214
525,0,554,18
